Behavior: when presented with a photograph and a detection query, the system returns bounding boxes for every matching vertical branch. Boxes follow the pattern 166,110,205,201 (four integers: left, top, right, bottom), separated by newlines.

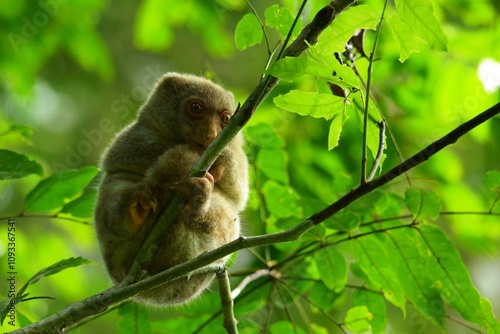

361,0,388,184
275,0,308,60
217,270,238,334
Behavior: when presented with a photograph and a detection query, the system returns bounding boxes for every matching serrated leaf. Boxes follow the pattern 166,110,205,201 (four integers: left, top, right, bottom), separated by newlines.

234,13,263,51
256,149,288,184
418,225,500,333
59,187,97,219
274,91,345,119
265,5,299,37
24,166,99,213
344,306,372,333
387,14,420,62
316,4,380,54
266,56,336,82
328,112,348,150
261,180,302,219
353,290,386,334
0,149,43,180
308,48,361,89
384,228,445,325
118,303,153,334
313,247,347,292
405,188,441,221
353,235,406,311
395,0,448,51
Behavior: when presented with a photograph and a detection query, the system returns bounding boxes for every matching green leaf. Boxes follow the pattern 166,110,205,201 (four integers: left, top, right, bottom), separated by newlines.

387,14,421,62
312,247,347,292
17,257,92,298
405,188,441,220
418,225,500,333
326,210,360,232
261,180,302,219
256,149,288,184
395,0,448,51
0,149,43,180
265,5,298,37
353,235,406,311
234,13,263,51
24,166,99,213
384,228,445,326
308,49,361,89
244,124,285,149
316,4,380,54
308,282,343,311
59,187,97,219
266,56,336,82
353,290,386,334
344,306,372,333
274,91,345,119
118,303,153,334
328,112,348,150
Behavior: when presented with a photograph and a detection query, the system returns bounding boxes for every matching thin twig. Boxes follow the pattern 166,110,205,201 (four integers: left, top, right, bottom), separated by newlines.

231,268,274,299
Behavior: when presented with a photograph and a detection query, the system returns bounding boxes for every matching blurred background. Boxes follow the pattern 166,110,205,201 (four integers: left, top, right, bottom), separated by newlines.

0,0,499,333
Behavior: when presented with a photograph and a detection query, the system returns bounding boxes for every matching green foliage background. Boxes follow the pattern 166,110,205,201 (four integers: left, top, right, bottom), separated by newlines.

0,0,499,333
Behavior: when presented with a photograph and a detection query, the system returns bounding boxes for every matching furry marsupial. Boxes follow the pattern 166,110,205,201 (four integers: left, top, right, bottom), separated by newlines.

95,73,248,305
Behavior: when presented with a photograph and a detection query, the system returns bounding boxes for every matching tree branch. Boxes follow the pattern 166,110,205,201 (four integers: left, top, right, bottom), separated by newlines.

217,270,238,334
